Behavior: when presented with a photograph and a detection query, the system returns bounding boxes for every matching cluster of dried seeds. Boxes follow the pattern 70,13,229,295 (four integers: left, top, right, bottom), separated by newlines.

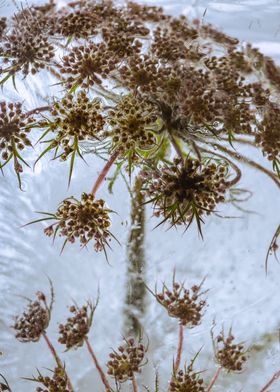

154,279,207,327
142,158,228,229
44,193,112,252
33,367,70,392
58,303,94,350
256,103,280,166
0,29,54,76
0,101,34,169
106,338,146,383
13,292,51,343
59,43,117,89
106,95,158,154
214,330,247,372
45,92,105,160
169,365,206,392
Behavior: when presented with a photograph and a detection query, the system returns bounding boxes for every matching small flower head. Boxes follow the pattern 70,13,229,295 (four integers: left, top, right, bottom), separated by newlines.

43,193,113,253
105,95,158,155
59,43,117,89
43,92,105,159
169,364,205,392
0,18,7,38
54,10,98,39
153,277,207,327
0,101,33,160
256,103,280,174
13,289,53,343
29,367,70,392
213,328,247,372
142,158,228,233
0,30,55,77
58,301,96,350
107,337,146,383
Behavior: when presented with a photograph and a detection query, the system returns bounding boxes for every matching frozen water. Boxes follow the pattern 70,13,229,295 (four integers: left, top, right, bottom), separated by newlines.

0,1,280,391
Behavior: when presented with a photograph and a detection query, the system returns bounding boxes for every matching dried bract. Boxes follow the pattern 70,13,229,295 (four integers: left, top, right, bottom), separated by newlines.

107,338,146,383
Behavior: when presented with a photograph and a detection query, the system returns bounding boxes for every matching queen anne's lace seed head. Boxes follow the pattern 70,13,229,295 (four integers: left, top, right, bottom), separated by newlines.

13,291,52,343
0,18,7,38
214,329,247,372
142,158,228,229
154,278,207,327
44,193,112,253
105,95,158,154
0,29,55,76
256,103,280,164
106,338,146,383
58,302,95,350
32,367,70,392
47,92,105,160
59,43,117,89
169,365,206,392
53,10,99,39
0,101,33,162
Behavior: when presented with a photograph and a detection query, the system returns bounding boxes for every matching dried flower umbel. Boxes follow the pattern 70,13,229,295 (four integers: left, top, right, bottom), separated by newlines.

58,43,117,89
58,301,96,350
36,92,105,184
0,29,54,80
107,337,146,383
0,101,35,186
214,329,247,372
153,278,207,327
40,193,113,254
13,291,53,343
26,367,70,392
142,157,229,234
106,95,159,156
169,364,206,392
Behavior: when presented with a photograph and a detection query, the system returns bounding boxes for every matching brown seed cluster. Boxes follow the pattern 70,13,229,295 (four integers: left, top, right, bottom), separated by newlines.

0,101,33,162
0,29,54,76
0,18,7,38
34,367,70,392
106,95,158,154
169,365,205,392
13,292,50,343
44,193,112,252
107,338,146,383
59,43,117,89
58,303,94,350
53,10,98,39
256,103,280,164
154,279,207,327
47,92,105,160
126,1,167,22
214,330,247,372
201,23,239,47
142,158,228,228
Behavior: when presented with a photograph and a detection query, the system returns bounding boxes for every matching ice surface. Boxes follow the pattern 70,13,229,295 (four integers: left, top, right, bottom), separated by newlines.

0,1,280,391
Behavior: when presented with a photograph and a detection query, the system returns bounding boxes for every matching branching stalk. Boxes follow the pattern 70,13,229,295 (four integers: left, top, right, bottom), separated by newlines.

174,324,184,373
206,366,222,392
91,149,120,195
132,375,138,392
259,369,280,392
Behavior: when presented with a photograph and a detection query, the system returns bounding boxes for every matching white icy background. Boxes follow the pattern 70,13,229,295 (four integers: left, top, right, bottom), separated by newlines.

0,0,280,391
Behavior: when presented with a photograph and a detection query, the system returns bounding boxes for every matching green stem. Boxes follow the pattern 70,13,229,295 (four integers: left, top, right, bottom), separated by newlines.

124,176,146,337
